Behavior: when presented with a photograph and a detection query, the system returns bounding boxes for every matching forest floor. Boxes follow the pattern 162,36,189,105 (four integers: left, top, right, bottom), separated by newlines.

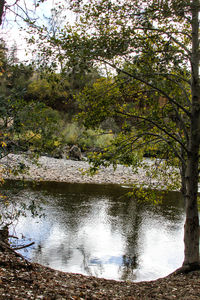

0,248,200,299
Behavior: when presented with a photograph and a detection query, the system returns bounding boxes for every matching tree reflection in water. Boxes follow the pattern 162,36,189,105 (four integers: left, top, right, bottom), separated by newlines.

6,181,185,282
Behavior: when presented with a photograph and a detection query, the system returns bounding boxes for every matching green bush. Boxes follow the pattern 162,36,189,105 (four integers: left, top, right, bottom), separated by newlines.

61,123,81,145
79,128,114,149
60,121,114,150
14,102,63,153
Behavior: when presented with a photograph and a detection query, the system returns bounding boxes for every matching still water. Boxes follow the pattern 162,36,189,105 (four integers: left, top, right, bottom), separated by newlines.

6,181,185,282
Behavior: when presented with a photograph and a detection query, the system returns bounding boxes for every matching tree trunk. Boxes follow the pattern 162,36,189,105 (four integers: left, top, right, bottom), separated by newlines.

182,0,200,270
0,0,5,26
183,152,200,268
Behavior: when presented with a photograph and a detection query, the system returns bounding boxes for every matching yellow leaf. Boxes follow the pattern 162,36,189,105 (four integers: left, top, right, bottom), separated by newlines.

1,142,6,147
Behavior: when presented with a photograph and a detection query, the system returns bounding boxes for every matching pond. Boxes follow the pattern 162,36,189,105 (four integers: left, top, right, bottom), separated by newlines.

5,181,185,282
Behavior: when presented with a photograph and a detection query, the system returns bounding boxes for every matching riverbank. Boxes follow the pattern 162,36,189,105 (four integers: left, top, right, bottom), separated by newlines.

1,154,196,299
1,248,200,299
1,153,173,188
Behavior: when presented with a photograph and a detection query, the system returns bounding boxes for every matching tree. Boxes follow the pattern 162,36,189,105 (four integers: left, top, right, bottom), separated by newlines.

0,0,5,25
50,0,200,272
0,0,46,26
26,67,100,115
0,38,63,235
0,1,64,246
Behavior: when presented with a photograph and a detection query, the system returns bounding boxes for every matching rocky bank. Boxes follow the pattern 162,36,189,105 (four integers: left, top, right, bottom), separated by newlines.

1,153,149,185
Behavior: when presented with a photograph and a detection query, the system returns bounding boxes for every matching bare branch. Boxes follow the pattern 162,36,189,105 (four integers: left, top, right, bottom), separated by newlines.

12,241,35,250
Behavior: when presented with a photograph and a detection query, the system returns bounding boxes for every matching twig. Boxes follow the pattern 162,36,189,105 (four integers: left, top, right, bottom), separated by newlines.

0,240,31,265
9,235,18,239
12,241,35,250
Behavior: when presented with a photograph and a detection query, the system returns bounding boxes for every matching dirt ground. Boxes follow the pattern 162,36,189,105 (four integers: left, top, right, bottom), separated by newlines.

0,248,200,300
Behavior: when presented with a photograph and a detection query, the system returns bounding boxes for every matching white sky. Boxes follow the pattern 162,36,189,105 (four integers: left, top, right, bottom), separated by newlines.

1,0,75,62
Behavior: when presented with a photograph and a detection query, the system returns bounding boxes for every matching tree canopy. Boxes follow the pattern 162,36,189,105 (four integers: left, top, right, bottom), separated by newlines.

44,0,200,272
0,0,199,275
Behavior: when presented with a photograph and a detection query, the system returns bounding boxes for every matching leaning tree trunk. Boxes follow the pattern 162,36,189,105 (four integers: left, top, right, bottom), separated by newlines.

182,0,200,271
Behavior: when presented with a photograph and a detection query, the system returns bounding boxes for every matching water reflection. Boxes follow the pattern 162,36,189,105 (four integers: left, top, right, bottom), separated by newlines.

5,181,185,281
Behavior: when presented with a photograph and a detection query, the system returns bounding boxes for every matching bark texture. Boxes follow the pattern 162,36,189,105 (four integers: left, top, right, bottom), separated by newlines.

182,0,200,269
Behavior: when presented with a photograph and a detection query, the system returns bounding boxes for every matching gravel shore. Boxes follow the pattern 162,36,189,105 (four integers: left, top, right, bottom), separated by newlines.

1,153,148,185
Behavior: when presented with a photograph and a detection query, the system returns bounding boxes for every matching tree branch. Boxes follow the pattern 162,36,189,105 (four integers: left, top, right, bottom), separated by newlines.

100,59,191,117
12,241,35,250
131,26,192,56
115,110,188,153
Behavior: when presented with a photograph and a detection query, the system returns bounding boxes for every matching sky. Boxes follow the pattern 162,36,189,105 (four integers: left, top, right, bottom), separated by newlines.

1,0,75,62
